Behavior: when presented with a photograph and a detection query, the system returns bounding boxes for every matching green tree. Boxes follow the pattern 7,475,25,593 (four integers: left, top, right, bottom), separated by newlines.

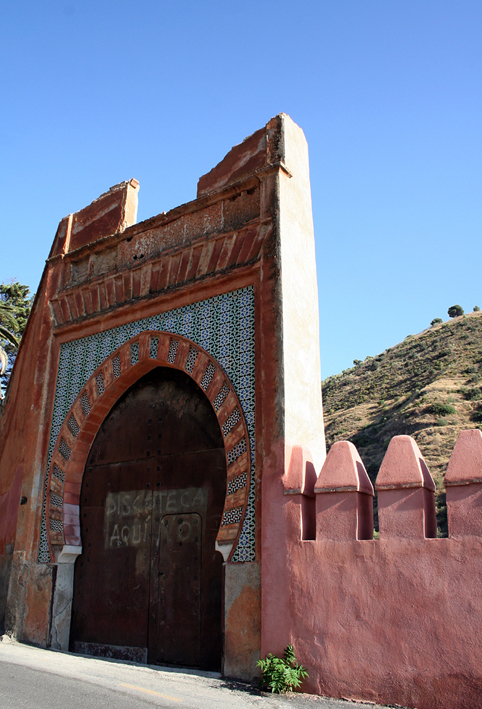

474,306,480,312
431,318,443,327
448,304,464,318
0,281,33,392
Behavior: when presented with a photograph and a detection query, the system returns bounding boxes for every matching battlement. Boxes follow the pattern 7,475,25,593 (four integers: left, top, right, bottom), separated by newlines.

264,429,482,709
308,430,482,542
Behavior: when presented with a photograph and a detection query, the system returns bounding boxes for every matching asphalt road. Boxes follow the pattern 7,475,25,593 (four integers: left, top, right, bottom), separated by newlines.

0,637,391,709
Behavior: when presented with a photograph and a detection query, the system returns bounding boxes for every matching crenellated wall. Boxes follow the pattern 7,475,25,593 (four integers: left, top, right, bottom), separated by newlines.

2,113,479,707
262,429,482,709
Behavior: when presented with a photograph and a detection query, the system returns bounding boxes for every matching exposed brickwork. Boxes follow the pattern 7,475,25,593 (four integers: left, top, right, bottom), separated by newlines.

51,222,264,327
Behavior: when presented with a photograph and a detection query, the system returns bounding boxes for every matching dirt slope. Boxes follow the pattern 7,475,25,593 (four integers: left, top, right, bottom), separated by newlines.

322,311,482,534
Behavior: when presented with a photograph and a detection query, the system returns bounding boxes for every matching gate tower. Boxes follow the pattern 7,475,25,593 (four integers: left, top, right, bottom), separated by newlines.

0,114,325,679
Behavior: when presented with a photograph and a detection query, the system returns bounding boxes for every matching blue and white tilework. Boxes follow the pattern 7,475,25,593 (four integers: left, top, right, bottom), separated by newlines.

38,286,256,563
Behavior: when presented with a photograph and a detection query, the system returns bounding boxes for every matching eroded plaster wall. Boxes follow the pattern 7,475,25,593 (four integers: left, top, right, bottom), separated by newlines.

0,115,325,683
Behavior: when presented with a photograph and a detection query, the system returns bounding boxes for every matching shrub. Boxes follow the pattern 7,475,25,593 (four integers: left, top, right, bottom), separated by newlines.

351,434,373,447
257,645,308,693
430,402,456,416
448,304,464,318
465,388,481,401
431,318,443,327
474,306,480,312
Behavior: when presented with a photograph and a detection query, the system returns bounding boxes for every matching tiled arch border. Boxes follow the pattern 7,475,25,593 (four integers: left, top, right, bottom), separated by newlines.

46,331,251,563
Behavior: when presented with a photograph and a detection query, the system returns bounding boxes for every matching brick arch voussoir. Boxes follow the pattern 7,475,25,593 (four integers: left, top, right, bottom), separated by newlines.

46,331,250,563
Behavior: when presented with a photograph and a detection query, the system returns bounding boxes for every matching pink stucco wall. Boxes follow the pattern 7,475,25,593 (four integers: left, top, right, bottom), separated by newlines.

262,431,482,709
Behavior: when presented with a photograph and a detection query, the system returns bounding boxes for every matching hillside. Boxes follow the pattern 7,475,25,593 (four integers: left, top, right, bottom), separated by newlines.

322,311,482,535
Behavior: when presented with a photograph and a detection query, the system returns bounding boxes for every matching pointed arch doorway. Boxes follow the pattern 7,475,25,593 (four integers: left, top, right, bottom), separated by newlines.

69,365,227,670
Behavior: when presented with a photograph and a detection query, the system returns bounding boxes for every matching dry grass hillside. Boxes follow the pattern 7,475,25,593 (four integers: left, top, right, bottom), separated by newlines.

322,311,482,535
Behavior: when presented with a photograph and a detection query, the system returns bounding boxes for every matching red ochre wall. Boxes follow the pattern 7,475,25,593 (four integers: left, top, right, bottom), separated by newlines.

0,262,64,635
0,114,325,673
2,113,482,709
262,431,482,709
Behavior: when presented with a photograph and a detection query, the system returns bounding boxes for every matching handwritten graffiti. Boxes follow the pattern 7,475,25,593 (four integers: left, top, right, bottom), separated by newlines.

104,487,207,549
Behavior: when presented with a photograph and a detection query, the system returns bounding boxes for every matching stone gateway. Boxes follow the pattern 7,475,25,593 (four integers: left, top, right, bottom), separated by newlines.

1,115,482,709
0,115,325,681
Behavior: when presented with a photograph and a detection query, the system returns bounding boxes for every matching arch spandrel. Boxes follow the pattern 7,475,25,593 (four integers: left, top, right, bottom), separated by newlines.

45,331,251,563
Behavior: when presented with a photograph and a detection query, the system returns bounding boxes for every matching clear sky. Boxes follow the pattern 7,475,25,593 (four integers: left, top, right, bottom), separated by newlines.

2,1,481,378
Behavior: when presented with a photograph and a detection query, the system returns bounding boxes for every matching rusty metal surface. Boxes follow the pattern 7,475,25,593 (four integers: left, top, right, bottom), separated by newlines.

70,367,226,670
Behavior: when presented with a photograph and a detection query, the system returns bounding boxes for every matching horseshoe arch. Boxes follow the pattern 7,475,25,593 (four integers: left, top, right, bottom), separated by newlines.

46,330,251,564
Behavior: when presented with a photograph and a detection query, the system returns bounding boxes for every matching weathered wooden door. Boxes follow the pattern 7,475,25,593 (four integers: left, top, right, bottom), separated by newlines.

70,367,226,669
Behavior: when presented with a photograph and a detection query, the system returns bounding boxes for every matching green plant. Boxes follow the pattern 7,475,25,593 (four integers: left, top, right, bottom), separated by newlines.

430,402,456,416
436,417,449,426
448,304,464,318
474,306,480,312
431,318,443,326
257,644,308,693
0,281,33,390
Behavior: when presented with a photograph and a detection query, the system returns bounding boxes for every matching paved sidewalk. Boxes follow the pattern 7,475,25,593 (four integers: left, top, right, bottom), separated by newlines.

0,637,396,709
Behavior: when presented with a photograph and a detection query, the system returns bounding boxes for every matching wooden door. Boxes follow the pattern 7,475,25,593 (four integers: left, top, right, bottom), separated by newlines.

70,366,226,669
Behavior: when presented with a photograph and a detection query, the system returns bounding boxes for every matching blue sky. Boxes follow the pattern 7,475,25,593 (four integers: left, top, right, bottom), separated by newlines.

2,1,481,378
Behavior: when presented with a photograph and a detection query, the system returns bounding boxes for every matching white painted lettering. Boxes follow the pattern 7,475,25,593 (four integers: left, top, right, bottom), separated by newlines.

110,524,120,547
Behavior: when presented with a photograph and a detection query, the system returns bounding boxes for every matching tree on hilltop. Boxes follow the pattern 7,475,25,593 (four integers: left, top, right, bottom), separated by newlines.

448,304,464,318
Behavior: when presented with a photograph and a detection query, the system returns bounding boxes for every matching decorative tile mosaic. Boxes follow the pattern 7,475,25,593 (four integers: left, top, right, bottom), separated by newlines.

221,506,243,526
58,438,71,461
112,355,121,378
185,347,198,374
67,415,80,438
167,339,179,364
80,392,91,416
50,519,63,532
227,472,247,496
222,407,241,437
95,372,105,396
227,438,247,465
200,362,216,391
130,341,139,365
213,382,230,410
38,286,256,563
149,337,159,359
53,464,65,482
50,493,63,509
